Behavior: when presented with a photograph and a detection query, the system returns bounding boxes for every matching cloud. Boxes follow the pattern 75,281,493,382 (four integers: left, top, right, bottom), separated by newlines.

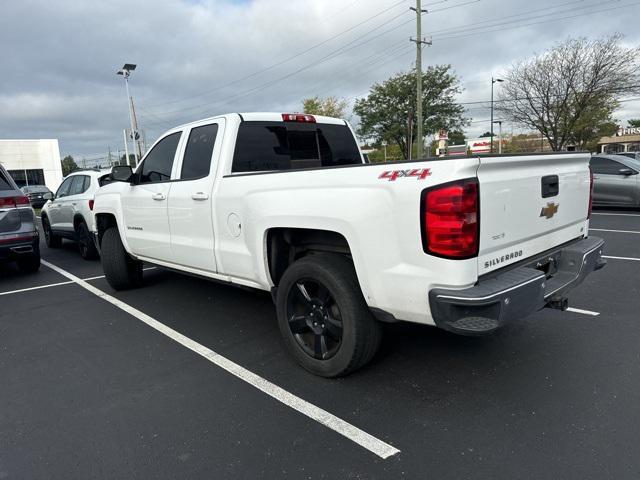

0,0,638,157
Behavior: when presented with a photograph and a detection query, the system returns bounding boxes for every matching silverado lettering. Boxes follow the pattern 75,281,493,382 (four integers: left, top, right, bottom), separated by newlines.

484,250,523,269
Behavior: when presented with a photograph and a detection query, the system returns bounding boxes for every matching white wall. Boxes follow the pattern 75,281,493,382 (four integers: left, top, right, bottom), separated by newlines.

0,139,63,190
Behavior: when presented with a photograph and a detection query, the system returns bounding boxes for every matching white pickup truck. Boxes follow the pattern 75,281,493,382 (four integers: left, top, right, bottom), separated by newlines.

93,112,605,377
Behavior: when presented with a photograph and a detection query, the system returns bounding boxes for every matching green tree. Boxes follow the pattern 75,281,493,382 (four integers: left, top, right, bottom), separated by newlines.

569,101,619,151
497,35,640,151
302,96,349,118
61,155,78,176
448,130,466,145
628,119,640,128
354,66,467,159
478,131,493,138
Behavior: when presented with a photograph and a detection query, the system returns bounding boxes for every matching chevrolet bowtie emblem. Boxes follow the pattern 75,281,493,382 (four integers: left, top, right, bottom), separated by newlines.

540,202,559,219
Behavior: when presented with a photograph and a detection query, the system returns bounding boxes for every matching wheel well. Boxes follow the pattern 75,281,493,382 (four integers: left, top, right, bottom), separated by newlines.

73,214,86,230
266,228,352,286
95,213,118,247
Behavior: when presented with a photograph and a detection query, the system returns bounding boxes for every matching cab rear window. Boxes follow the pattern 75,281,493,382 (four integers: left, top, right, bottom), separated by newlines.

232,122,361,173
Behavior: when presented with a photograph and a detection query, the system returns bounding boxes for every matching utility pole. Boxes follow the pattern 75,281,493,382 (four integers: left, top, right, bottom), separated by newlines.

130,97,143,160
123,129,131,167
411,0,431,160
493,121,503,154
490,77,504,153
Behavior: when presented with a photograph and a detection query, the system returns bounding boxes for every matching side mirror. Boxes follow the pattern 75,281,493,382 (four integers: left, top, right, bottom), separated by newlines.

111,165,134,183
619,168,636,176
43,192,54,201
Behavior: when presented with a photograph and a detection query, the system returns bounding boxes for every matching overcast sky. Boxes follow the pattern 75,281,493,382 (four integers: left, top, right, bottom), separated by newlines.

1,0,639,163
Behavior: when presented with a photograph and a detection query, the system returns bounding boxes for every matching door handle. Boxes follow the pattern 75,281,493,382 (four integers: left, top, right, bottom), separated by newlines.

191,192,209,201
152,193,166,201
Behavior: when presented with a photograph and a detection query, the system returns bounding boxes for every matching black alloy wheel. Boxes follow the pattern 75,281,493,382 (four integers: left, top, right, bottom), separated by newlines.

276,254,382,377
286,279,344,360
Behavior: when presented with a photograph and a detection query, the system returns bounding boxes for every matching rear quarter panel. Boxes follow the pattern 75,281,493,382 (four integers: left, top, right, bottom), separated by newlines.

214,158,480,325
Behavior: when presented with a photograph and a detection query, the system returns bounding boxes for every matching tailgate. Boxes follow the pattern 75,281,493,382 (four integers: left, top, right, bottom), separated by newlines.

477,153,591,275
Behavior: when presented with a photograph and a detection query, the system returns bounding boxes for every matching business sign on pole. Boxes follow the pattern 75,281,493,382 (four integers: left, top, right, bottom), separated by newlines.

467,138,492,154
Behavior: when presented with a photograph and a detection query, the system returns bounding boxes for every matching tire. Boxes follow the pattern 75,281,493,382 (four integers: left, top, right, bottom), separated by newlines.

77,221,99,260
17,252,40,273
101,227,143,290
42,216,61,248
276,254,382,377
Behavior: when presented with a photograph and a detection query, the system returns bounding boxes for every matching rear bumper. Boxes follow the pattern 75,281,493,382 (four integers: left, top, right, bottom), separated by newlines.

429,236,606,335
0,232,40,262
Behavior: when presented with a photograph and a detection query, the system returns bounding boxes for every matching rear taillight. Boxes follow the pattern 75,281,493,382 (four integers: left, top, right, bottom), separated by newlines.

422,179,479,259
587,167,594,219
0,195,30,208
89,199,94,211
282,113,316,123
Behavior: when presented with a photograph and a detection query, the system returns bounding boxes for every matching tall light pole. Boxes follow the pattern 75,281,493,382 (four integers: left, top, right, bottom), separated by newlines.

490,77,504,153
411,0,431,159
493,120,503,154
116,63,141,166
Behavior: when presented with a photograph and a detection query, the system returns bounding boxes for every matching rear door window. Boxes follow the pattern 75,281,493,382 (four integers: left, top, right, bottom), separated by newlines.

139,132,182,183
68,175,87,196
232,122,361,173
181,124,219,180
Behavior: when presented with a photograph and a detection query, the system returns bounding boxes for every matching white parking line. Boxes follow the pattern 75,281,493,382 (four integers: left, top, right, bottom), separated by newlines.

0,280,74,296
590,228,640,234
592,212,640,217
602,255,640,262
566,307,600,316
0,267,156,296
40,259,400,460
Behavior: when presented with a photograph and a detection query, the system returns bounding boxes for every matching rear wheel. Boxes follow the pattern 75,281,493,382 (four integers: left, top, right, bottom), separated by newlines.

42,216,61,248
276,254,382,377
77,221,98,260
17,252,40,273
101,227,143,290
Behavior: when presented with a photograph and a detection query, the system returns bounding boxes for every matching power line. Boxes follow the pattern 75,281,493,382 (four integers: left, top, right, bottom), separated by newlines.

144,0,408,110
433,0,639,41
428,0,595,38
141,0,482,126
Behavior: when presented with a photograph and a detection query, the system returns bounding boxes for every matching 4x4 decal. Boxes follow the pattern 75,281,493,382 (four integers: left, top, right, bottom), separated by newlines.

378,168,431,182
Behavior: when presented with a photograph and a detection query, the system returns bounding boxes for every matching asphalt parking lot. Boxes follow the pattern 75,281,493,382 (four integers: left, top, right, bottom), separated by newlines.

1,210,640,479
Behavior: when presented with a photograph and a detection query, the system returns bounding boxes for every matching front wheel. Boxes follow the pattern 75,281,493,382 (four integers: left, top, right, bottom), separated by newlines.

276,254,382,377
101,227,143,290
42,216,61,248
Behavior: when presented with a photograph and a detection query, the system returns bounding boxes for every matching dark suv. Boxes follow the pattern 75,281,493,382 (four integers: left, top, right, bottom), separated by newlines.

0,164,40,272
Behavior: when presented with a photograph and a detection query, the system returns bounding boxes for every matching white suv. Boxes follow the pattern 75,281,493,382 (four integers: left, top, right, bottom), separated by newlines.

41,169,112,259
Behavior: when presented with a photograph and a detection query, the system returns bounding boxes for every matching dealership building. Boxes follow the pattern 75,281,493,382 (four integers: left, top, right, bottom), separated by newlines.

0,139,63,190
597,126,640,154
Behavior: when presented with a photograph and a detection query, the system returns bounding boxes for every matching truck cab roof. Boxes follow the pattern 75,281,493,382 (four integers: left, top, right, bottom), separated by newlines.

174,112,346,130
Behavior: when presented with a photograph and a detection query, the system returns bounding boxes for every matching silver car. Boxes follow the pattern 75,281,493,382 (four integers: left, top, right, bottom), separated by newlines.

590,154,640,207
617,152,640,162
